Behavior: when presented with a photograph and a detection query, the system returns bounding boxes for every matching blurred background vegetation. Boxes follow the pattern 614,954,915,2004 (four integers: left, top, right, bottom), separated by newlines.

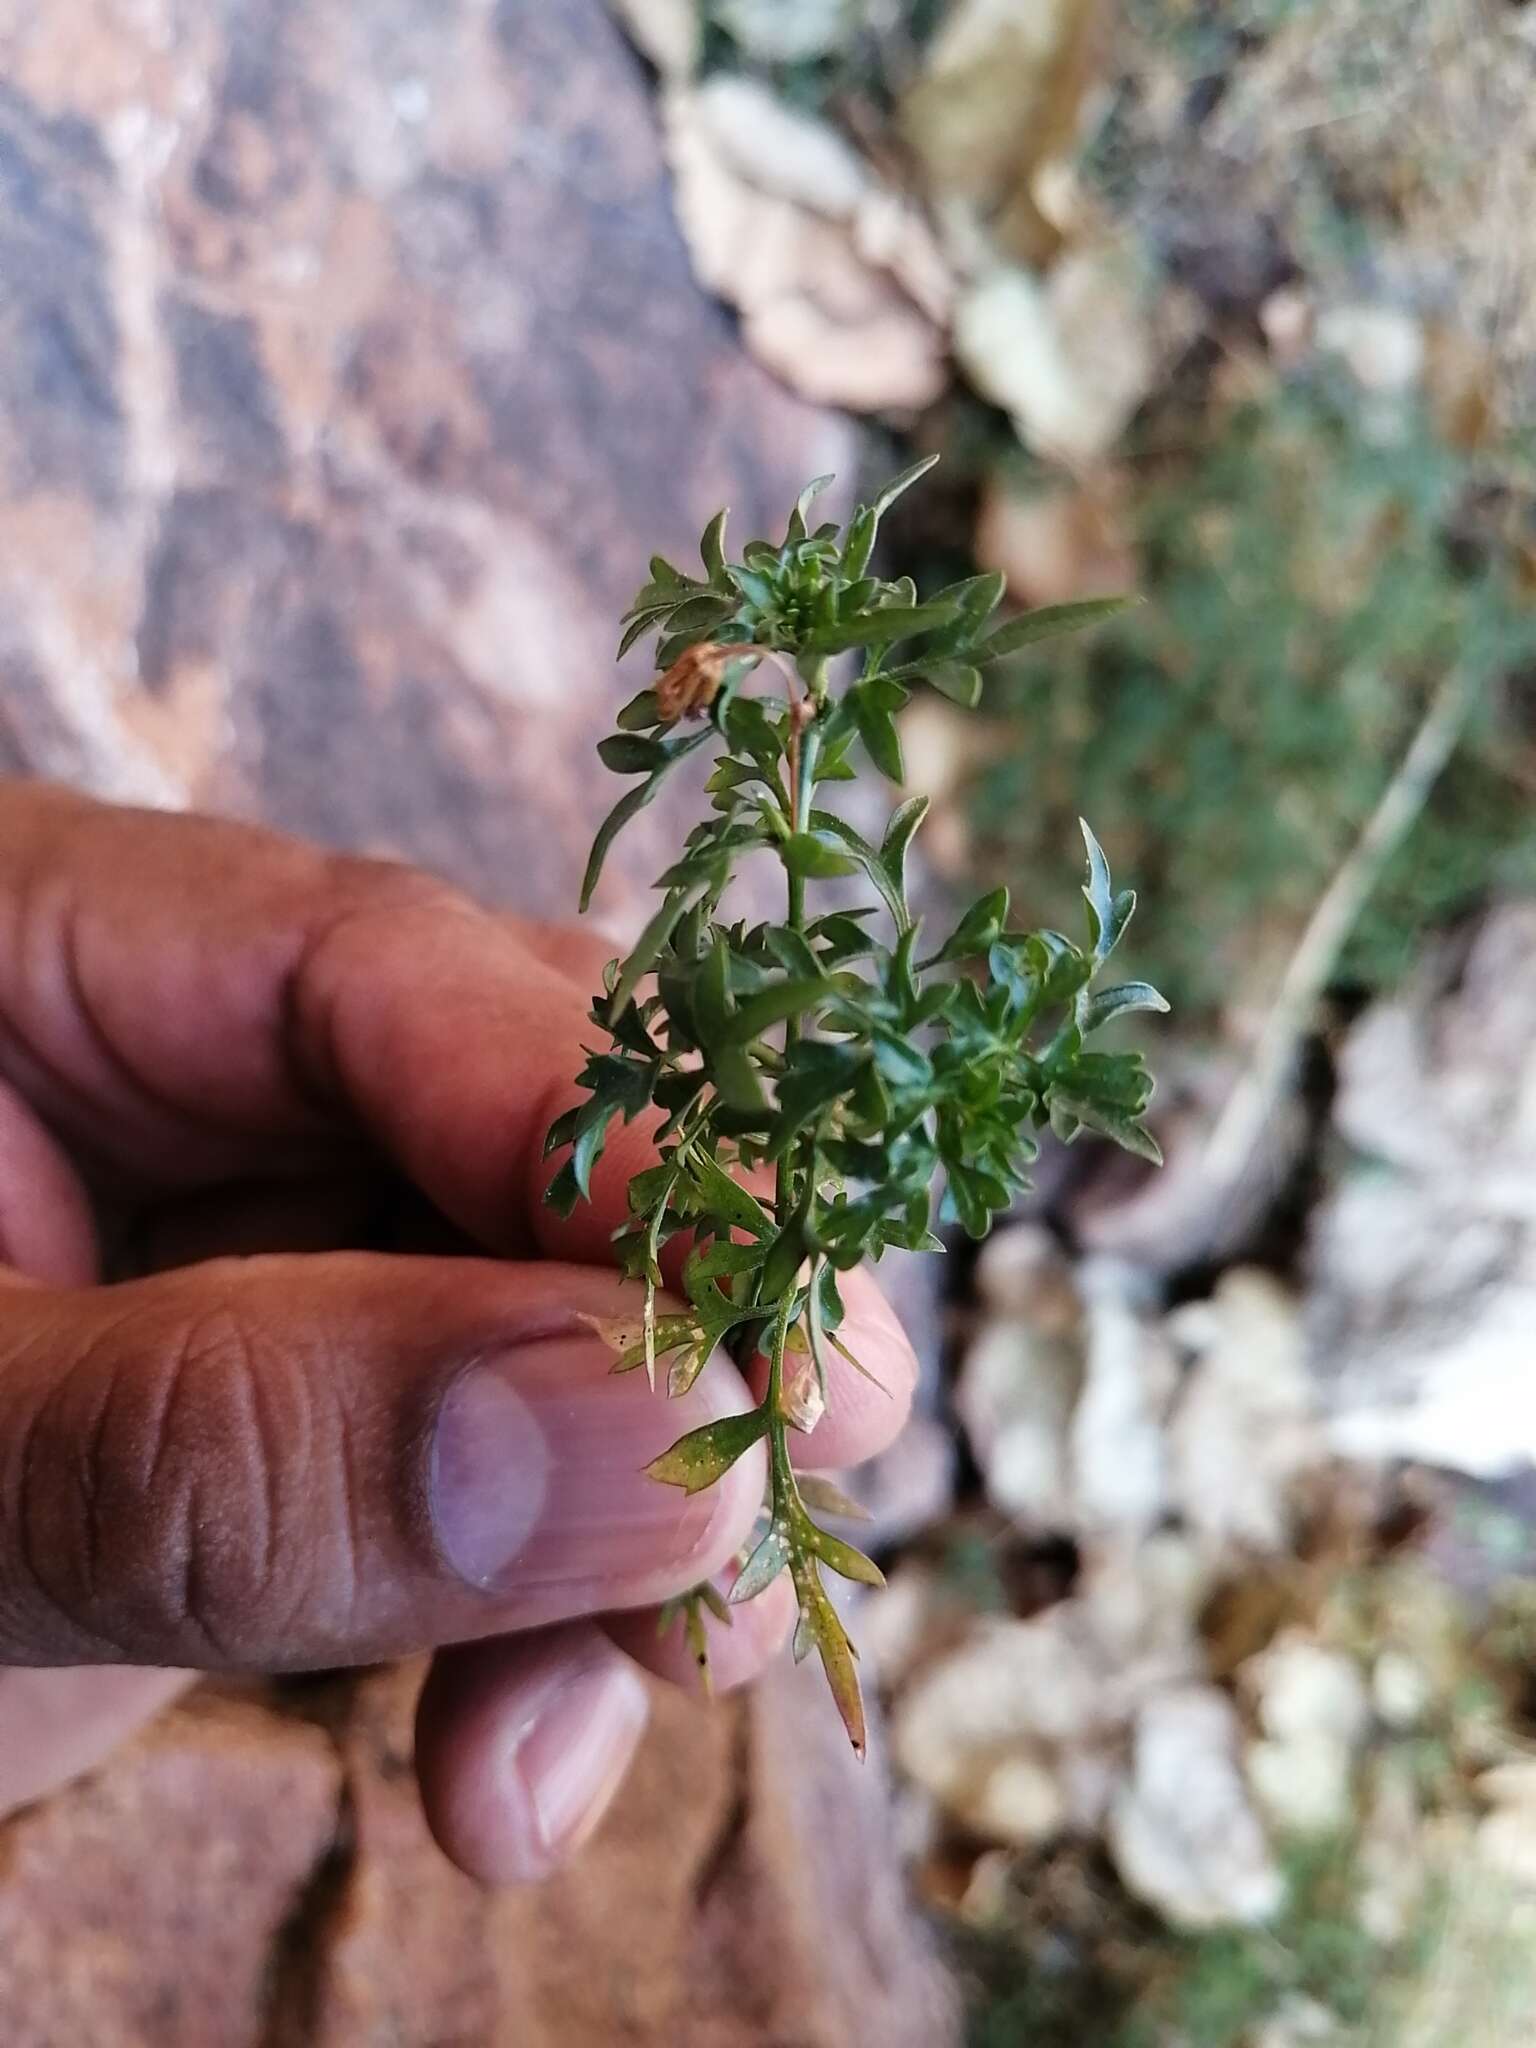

615,1,1536,2039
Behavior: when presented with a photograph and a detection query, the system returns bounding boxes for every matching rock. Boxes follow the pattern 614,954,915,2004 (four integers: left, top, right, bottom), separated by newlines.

1316,305,1425,394
899,0,1103,271
1243,1635,1371,1750
1108,1687,1285,1930
974,468,1138,610
1309,905,1536,1480
955,252,1153,463
955,1310,1083,1528
711,0,858,64
664,77,950,413
0,2,957,2038
1372,1650,1432,1731
1247,1732,1355,1837
1072,1258,1174,1538
1166,1270,1320,1555
608,0,700,77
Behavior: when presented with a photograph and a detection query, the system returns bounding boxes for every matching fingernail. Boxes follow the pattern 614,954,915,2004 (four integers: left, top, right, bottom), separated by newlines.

512,1653,649,1874
431,1332,751,1598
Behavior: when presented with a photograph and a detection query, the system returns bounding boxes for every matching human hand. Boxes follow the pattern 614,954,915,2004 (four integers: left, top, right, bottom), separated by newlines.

0,787,917,1880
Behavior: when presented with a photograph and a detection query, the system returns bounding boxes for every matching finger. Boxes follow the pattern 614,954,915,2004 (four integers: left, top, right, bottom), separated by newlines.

0,789,686,1265
0,1258,763,1669
415,1623,649,1886
0,1666,194,1817
0,1076,98,1287
0,1086,195,1808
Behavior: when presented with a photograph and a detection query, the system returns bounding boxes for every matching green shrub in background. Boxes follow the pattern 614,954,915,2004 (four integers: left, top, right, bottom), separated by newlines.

971,371,1536,1019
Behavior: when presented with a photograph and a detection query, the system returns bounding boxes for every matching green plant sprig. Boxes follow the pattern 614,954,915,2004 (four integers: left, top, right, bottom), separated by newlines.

545,459,1166,1751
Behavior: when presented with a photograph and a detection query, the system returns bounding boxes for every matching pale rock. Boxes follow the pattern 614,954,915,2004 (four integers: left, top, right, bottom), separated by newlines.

1081,1531,1211,1678
1166,1270,1319,1554
691,75,868,218
1357,1755,1425,1944
1108,1687,1285,1928
1248,1732,1355,1836
955,252,1153,463
1372,1650,1432,1731
664,78,951,412
606,0,699,76
960,1751,1068,1849
1244,1635,1371,1749
955,1313,1082,1527
1255,1996,1338,2047
1311,905,1536,1479
891,1607,1123,1846
1241,1636,1366,1833
857,1562,943,1691
900,0,1099,269
1477,1808,1536,1891
1260,285,1314,366
1071,1258,1174,1537
1475,1762,1536,1813
1316,304,1425,393
713,0,858,64
972,1222,1081,1327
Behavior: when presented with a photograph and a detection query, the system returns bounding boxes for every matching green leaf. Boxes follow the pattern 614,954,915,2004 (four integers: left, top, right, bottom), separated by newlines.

579,729,712,909
721,976,831,1047
1079,981,1170,1033
615,688,662,730
809,810,907,931
608,890,694,1018
871,452,940,518
1080,817,1136,961
880,794,929,903
617,608,671,660
597,732,665,774
813,600,963,653
781,830,860,880
850,684,905,782
840,505,877,582
729,564,775,610
1050,1090,1163,1164
684,1146,774,1237
921,659,983,708
646,1408,769,1494
934,886,1010,963
983,595,1135,658
786,473,834,543
700,506,728,582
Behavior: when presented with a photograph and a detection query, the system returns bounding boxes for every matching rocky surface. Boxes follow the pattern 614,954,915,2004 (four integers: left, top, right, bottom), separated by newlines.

0,1,956,2040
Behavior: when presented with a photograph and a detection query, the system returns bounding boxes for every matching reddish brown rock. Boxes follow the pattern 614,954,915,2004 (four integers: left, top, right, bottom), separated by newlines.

0,0,954,2040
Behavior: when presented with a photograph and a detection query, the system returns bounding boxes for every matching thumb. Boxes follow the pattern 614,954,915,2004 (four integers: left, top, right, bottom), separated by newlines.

0,1256,761,1669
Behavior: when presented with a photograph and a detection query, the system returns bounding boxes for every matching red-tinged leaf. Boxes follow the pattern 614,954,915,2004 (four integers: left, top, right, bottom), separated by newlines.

795,1576,866,1757
645,1407,769,1494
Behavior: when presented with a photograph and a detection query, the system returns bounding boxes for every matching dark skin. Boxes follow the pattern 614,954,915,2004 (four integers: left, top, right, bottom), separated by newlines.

0,787,917,1880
